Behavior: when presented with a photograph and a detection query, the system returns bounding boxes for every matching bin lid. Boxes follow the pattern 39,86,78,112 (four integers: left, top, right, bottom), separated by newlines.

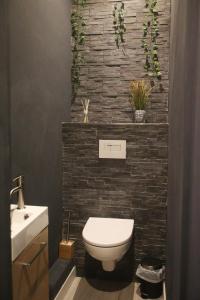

141,257,162,271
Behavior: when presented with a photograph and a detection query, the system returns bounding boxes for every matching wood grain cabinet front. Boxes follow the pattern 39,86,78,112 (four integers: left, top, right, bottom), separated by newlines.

12,227,49,300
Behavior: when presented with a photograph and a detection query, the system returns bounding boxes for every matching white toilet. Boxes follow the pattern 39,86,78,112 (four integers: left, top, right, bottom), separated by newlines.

82,217,134,272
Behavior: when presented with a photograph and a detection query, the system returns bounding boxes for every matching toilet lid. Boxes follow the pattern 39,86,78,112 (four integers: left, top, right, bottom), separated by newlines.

82,217,134,247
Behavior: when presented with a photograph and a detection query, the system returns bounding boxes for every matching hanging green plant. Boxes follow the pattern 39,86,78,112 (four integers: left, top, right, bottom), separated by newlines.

71,1,87,100
73,0,87,7
141,0,161,82
113,1,126,51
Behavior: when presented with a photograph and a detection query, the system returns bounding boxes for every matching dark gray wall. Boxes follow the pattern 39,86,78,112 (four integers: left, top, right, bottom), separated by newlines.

168,0,200,299
0,0,12,298
71,0,170,123
10,0,72,265
62,123,168,276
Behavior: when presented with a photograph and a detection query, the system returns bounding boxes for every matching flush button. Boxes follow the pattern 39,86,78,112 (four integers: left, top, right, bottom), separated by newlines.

99,140,126,159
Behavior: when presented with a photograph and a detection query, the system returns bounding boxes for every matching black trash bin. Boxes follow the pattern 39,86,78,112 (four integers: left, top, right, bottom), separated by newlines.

136,257,164,299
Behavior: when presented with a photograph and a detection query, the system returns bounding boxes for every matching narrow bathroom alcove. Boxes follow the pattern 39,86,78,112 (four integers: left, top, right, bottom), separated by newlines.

61,0,170,298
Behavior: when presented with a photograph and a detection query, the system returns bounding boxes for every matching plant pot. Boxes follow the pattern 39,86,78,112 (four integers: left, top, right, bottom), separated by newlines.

135,110,146,123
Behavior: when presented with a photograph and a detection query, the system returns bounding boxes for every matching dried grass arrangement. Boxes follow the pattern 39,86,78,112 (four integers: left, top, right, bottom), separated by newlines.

129,80,152,111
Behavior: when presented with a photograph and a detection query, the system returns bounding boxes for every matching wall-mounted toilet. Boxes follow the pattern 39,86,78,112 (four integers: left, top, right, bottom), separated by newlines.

82,217,134,272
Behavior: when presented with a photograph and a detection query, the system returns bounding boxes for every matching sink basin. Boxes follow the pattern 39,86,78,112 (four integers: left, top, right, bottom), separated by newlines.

11,204,48,261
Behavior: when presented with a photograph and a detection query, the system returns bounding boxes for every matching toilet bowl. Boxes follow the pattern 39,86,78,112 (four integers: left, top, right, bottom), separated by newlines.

82,217,134,272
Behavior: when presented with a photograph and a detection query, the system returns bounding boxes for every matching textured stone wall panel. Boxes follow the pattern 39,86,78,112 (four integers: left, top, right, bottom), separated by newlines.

71,0,170,123
62,123,168,274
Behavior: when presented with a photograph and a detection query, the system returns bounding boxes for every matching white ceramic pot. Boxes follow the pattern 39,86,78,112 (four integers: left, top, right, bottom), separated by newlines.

135,110,146,123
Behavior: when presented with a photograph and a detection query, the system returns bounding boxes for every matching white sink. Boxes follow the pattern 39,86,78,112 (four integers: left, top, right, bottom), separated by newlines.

10,204,48,261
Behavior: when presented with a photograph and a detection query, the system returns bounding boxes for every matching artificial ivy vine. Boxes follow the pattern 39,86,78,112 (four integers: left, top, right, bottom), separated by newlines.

73,0,87,5
113,1,126,51
71,0,87,100
142,0,161,82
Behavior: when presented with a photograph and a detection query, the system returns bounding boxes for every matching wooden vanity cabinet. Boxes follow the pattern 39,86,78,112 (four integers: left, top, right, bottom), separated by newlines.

12,227,49,300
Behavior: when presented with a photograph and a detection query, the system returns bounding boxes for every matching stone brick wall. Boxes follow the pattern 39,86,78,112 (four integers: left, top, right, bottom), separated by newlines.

71,0,170,123
62,123,168,276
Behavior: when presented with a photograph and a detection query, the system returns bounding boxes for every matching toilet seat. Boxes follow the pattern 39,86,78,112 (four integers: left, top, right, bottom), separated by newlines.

82,217,134,248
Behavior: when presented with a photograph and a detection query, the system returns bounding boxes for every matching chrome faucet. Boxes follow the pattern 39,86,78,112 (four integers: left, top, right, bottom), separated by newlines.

10,175,25,209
